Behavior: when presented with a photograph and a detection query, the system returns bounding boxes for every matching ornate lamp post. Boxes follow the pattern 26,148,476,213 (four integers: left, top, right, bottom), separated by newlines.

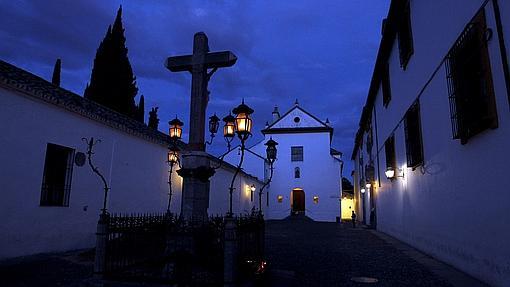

83,137,110,214
166,117,183,213
258,138,278,213
227,100,254,217
167,147,181,213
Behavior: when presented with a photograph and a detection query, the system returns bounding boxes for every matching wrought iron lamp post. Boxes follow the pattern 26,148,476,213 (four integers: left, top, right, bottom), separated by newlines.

82,137,110,214
166,117,184,213
258,138,278,213
227,100,254,217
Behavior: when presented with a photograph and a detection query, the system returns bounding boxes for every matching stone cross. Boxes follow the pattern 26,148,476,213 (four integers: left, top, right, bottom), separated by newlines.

165,32,237,151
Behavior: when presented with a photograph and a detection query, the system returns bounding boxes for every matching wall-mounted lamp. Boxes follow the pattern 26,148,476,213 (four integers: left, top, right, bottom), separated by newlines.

313,196,319,204
365,182,372,189
385,166,404,179
361,188,366,194
277,195,283,203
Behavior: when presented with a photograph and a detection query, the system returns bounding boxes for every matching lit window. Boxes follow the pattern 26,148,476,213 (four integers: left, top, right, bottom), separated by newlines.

40,143,75,207
277,195,283,203
313,196,319,204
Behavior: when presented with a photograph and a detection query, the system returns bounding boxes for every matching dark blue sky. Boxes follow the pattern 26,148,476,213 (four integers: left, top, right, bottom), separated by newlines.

0,0,389,176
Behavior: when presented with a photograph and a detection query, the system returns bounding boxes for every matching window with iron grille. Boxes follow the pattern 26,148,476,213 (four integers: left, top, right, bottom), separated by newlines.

291,146,303,162
398,0,414,69
294,167,301,178
445,9,497,145
40,143,75,206
404,102,424,168
382,62,392,107
385,135,396,170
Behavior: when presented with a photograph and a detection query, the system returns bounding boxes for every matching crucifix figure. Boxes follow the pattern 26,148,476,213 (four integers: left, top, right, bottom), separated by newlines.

165,32,237,151
165,32,237,221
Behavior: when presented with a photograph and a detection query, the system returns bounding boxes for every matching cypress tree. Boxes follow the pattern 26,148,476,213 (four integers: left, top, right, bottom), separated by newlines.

136,95,145,122
84,6,140,120
52,58,61,86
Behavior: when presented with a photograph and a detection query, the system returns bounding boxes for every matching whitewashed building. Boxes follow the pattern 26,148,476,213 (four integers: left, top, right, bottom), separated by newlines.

0,60,263,259
225,103,343,222
351,0,510,286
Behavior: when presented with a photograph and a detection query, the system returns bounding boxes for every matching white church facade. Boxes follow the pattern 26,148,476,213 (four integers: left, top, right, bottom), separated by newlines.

0,60,263,259
352,0,510,286
225,103,343,222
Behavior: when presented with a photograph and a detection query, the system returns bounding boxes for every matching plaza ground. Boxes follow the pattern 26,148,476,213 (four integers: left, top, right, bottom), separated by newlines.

0,217,487,286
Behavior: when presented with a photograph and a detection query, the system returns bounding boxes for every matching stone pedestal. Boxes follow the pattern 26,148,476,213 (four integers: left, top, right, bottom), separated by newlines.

94,213,109,278
223,217,238,286
177,151,215,222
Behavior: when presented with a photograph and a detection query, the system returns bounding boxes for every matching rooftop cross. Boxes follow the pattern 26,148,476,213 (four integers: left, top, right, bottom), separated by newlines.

165,32,237,151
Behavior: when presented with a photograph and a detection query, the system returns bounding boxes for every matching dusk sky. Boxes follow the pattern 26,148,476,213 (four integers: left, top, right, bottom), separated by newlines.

0,0,390,176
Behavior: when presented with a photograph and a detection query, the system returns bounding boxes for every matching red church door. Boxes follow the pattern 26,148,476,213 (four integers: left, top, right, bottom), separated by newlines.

292,189,305,214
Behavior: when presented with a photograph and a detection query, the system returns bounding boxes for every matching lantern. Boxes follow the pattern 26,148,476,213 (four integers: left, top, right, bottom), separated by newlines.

168,117,184,140
385,167,395,179
250,184,256,192
167,151,179,165
232,100,254,141
209,113,220,135
264,137,278,163
223,114,236,139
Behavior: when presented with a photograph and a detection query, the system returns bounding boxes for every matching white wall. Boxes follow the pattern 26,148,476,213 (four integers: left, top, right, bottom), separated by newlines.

262,132,342,221
0,86,264,259
353,1,510,285
0,87,170,259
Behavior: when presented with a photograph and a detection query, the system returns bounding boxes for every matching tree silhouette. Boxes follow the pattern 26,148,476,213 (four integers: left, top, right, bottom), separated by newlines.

136,95,145,122
51,58,61,87
84,6,141,120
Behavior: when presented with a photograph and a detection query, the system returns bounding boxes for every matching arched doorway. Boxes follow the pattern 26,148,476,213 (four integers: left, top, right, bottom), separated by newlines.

291,188,305,215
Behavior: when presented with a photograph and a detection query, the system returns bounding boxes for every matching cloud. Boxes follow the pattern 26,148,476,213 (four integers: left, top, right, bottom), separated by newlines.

0,0,390,177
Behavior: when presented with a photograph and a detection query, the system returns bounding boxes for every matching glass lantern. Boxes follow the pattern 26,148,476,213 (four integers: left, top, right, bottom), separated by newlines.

209,114,220,135
264,137,278,163
232,100,254,141
168,117,184,140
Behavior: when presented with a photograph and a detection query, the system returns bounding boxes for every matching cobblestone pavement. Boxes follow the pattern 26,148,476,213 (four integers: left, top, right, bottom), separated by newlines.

264,216,453,287
0,217,484,287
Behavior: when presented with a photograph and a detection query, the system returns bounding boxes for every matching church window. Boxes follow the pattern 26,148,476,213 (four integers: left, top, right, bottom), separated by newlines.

382,62,392,107
313,196,319,204
294,167,300,178
277,195,283,203
446,9,497,145
291,146,304,162
40,143,75,206
404,101,424,168
398,0,414,70
385,135,397,172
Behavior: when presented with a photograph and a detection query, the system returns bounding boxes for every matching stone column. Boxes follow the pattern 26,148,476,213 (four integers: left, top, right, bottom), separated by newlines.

223,217,238,286
94,213,109,278
177,151,215,222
